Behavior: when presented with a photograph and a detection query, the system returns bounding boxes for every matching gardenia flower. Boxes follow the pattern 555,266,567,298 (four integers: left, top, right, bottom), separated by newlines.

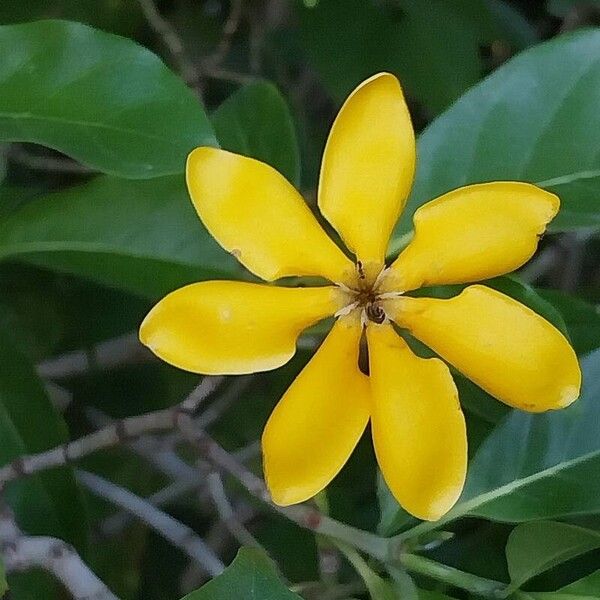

140,73,581,521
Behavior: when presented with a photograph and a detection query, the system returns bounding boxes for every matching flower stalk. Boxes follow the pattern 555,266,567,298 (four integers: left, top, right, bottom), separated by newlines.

399,553,505,598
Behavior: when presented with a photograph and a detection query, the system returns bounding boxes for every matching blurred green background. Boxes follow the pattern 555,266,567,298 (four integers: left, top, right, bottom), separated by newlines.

1,1,600,599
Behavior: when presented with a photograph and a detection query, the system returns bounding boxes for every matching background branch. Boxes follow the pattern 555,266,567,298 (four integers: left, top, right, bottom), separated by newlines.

0,377,222,489
77,470,225,577
135,0,200,88
0,504,119,600
37,332,155,380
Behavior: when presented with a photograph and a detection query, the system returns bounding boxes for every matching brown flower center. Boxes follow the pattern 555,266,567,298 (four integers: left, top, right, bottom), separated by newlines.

337,262,398,325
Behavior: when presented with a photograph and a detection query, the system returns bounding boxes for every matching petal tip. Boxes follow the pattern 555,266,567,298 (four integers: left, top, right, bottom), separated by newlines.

263,463,314,506
357,71,404,97
138,312,155,349
186,145,213,170
368,71,399,84
345,72,405,107
539,188,560,224
186,147,236,188
268,488,301,507
411,479,465,522
518,182,560,225
558,383,580,409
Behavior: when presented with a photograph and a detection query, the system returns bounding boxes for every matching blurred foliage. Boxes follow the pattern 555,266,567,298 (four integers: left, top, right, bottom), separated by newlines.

0,1,599,599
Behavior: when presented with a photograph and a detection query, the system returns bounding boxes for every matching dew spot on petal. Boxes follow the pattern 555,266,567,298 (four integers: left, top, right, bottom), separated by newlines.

219,307,232,321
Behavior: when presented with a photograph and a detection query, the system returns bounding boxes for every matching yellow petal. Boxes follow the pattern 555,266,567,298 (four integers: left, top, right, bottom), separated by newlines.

263,316,370,505
318,73,416,271
383,182,559,293
187,148,353,282
388,285,581,412
367,322,467,521
140,281,344,375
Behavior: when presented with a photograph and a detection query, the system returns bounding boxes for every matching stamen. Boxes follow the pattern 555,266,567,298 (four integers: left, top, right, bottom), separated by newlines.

372,267,388,290
378,291,404,300
334,301,359,318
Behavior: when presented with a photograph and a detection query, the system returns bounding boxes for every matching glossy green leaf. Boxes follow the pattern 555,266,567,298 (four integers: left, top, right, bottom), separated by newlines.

529,568,600,599
0,20,216,178
180,548,302,600
212,81,301,186
540,290,600,355
397,348,600,544
506,522,600,592
0,321,87,551
0,185,37,220
300,0,500,113
0,175,239,298
391,29,600,252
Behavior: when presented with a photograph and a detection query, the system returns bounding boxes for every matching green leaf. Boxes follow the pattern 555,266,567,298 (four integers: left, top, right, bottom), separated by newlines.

539,290,600,355
0,185,38,220
391,29,600,252
212,81,301,186
397,349,600,544
0,320,87,551
0,175,239,298
0,20,216,178
180,548,302,599
529,568,600,599
506,522,600,592
300,0,500,113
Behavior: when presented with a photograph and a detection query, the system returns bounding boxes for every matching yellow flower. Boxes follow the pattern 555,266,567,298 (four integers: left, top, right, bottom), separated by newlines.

140,73,581,521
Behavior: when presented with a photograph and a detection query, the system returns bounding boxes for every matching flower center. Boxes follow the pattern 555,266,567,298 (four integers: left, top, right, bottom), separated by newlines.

336,262,400,325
